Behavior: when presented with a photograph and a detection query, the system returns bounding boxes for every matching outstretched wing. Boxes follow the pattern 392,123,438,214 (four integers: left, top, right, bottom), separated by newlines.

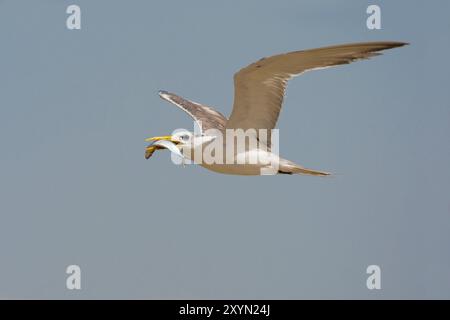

226,41,408,144
158,90,227,134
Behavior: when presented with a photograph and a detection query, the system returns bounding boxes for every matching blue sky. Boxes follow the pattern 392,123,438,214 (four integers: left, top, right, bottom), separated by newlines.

0,0,449,298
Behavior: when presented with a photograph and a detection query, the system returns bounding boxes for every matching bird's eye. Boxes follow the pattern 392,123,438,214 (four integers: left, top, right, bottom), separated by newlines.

180,134,189,141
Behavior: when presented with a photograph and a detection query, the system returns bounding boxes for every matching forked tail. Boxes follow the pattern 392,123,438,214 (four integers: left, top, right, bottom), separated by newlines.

289,166,331,176
278,160,331,176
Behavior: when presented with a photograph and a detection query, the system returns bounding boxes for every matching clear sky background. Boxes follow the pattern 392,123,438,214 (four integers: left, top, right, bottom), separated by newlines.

0,0,449,299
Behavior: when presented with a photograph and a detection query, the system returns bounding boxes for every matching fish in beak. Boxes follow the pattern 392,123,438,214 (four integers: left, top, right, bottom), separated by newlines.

144,135,182,159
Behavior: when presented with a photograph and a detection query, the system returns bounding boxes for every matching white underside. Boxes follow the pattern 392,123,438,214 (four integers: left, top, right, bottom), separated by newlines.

195,149,282,175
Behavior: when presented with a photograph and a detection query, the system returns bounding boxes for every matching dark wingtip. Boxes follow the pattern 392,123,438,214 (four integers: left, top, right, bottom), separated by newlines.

385,41,410,49
394,41,409,47
158,90,169,96
367,41,409,56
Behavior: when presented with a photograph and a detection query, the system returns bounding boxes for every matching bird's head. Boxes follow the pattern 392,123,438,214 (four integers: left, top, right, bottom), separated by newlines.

144,130,216,159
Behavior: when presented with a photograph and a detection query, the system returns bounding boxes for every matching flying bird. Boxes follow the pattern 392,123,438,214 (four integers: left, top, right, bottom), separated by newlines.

145,41,407,176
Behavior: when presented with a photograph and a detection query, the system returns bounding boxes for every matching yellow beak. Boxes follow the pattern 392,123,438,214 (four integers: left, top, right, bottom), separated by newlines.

145,135,181,159
144,135,175,142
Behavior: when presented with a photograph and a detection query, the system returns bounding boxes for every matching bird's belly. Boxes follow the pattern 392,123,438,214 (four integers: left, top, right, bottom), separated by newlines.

186,146,280,175
199,151,280,175
199,163,267,175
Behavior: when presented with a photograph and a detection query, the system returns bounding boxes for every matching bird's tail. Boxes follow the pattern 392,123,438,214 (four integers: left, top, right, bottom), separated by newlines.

290,166,331,176
278,160,331,176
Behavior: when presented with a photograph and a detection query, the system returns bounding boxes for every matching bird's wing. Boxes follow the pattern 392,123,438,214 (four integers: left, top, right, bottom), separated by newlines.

226,41,408,144
158,90,227,134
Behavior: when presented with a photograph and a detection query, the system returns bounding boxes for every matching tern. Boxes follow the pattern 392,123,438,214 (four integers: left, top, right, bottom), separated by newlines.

145,41,407,176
